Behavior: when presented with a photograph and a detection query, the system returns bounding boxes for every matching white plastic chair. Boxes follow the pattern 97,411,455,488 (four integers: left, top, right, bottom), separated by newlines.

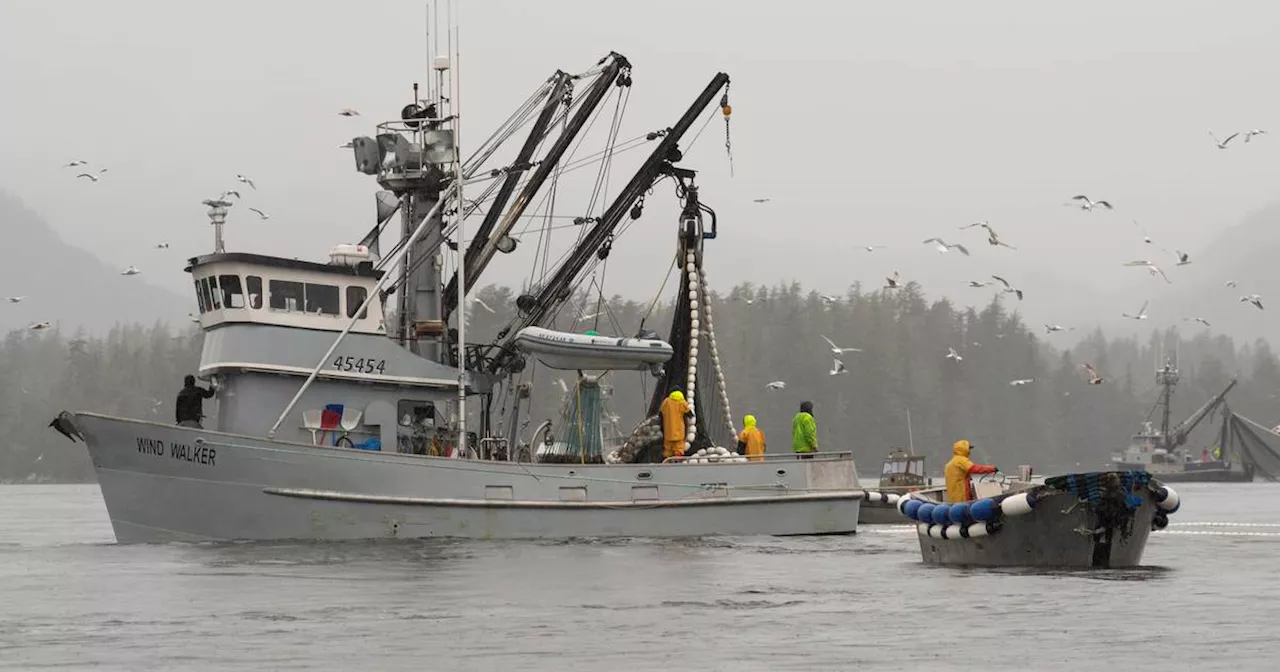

302,409,323,445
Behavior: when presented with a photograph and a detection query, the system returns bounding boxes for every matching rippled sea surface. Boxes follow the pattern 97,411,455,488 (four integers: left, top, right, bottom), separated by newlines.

2,483,1279,671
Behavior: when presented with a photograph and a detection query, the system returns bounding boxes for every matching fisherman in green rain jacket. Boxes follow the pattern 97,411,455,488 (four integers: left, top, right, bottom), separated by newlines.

791,401,818,458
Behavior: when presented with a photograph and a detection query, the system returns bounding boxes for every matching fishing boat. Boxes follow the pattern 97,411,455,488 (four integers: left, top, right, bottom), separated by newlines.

896,471,1180,568
858,448,932,524
49,47,861,543
1107,358,1252,482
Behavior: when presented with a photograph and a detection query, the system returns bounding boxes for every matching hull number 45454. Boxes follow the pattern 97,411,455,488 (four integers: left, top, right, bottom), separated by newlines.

333,356,387,375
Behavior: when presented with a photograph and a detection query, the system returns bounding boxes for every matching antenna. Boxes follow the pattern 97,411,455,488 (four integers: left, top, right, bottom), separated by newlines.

906,407,915,453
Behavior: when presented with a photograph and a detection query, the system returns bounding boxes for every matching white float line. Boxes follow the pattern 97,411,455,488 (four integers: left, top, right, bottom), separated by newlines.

1168,521,1280,528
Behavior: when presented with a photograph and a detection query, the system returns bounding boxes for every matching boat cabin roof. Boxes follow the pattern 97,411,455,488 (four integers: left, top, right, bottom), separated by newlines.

185,252,386,334
882,453,925,476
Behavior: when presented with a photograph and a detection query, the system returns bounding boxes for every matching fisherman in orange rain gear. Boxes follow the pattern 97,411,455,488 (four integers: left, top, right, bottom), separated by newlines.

737,414,766,461
944,439,998,503
659,390,691,460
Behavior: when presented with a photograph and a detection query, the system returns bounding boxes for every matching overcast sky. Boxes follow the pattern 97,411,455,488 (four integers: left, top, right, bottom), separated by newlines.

3,0,1278,332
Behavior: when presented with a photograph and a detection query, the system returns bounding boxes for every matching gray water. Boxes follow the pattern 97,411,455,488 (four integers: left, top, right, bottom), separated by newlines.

1,484,1278,671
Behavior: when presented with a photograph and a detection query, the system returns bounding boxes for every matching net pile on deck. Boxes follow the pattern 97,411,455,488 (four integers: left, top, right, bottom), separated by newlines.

1043,471,1152,540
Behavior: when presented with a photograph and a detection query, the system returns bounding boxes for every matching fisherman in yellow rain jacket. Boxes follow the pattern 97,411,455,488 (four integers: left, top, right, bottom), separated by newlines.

659,390,691,460
944,439,998,503
737,414,766,461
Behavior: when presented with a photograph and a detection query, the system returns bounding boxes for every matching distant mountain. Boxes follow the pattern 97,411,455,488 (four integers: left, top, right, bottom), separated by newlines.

0,189,188,334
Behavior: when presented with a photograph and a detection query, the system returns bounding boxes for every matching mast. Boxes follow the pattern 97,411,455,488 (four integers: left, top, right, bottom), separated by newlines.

1156,356,1179,451
452,16,467,459
441,54,629,323
486,72,732,375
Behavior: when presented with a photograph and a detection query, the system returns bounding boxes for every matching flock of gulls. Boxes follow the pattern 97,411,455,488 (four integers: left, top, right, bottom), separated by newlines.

749,128,1269,391
7,110,372,332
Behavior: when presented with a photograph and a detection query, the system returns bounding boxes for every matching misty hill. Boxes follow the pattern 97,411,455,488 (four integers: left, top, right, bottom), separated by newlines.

0,189,188,334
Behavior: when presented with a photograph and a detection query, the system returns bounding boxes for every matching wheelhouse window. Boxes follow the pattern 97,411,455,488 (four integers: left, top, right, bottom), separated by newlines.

194,280,208,313
346,286,368,319
246,275,263,309
269,279,304,312
219,275,245,309
306,283,340,316
206,276,221,309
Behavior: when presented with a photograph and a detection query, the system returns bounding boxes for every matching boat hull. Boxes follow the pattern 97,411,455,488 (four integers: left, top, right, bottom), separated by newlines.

71,412,861,543
1111,461,1252,483
858,500,910,525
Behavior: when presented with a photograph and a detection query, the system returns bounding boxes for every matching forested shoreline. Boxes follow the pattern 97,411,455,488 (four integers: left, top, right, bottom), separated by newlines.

4,281,1278,483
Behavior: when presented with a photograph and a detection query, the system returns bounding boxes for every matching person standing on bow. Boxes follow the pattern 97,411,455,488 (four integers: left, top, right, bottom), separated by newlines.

659,389,691,460
737,414,766,462
791,401,818,459
944,439,998,503
175,374,216,429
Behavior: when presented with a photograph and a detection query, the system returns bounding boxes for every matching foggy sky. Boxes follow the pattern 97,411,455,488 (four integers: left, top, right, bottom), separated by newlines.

2,0,1278,337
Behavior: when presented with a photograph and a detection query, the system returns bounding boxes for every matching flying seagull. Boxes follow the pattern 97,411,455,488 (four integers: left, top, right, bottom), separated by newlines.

819,294,839,306
470,296,496,314
1243,129,1267,143
155,243,169,249
1122,300,1150,320
752,197,772,203
765,381,786,390
1240,294,1264,310
1010,378,1035,386
1174,250,1191,266
821,335,861,356
991,275,1023,301
63,160,88,168
967,280,993,288
962,221,1016,249
7,296,26,303
338,140,355,149
235,174,257,190
28,321,51,330
1123,260,1171,283
1070,195,1113,211
858,245,887,252
1132,220,1153,244
1044,324,1071,334
1186,317,1211,327
121,265,141,276
220,189,242,200
884,271,904,290
829,359,848,376
1225,280,1238,288
339,108,361,117
1083,363,1105,385
1209,130,1239,149
75,172,102,182
248,207,270,220
946,347,963,363
923,237,970,256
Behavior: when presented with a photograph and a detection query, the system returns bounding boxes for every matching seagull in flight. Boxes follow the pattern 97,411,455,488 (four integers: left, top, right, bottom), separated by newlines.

235,174,257,190
338,140,355,149
1122,300,1150,320
7,296,26,303
923,237,970,256
821,335,861,356
1209,130,1239,149
1044,324,1071,334
1225,280,1238,288
858,245,887,253
967,280,993,288
1132,220,1153,244
470,296,496,314
946,347,963,363
1123,260,1171,283
961,221,1016,249
75,171,104,182
1083,363,1105,385
1240,294,1264,310
248,207,270,220
884,271,904,290
1174,250,1191,266
1070,195,1113,211
63,160,89,168
1010,378,1035,386
1185,317,1211,327
220,189,242,201
765,381,786,390
339,108,361,117
121,265,141,276
819,294,839,306
991,275,1023,301
155,243,169,249
829,359,848,376
751,197,771,203
28,321,51,330
1244,129,1267,143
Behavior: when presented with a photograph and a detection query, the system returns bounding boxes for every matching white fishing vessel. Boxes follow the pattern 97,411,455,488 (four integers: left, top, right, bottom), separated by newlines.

51,47,861,543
